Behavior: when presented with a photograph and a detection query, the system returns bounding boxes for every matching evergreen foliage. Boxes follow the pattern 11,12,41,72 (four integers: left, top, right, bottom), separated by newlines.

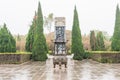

0,23,16,53
90,31,97,51
25,13,36,52
32,2,48,61
71,6,84,60
17,34,21,41
111,5,120,51
96,31,105,51
90,31,105,51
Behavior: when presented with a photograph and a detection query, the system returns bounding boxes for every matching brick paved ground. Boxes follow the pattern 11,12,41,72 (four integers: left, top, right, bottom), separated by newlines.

0,55,120,80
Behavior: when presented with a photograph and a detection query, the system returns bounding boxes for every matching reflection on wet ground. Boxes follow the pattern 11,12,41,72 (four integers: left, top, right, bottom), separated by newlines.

0,55,120,80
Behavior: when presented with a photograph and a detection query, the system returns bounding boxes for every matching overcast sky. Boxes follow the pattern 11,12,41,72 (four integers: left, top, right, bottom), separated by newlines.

0,0,120,36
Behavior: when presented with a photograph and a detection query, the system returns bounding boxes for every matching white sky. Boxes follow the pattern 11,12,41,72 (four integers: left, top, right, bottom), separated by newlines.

0,0,120,36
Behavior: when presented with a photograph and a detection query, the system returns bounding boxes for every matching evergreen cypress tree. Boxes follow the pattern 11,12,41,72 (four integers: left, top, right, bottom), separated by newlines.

90,31,97,51
0,23,16,52
25,12,36,52
32,2,47,61
0,24,7,52
17,34,21,41
9,31,16,52
111,5,120,51
71,6,84,60
96,31,105,51
25,24,34,52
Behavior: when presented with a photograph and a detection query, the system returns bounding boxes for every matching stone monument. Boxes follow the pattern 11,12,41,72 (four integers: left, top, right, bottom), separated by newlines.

53,17,67,69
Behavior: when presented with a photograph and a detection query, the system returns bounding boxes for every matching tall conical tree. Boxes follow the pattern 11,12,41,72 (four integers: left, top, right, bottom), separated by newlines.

32,2,48,61
111,5,120,51
25,24,34,52
71,6,84,60
90,31,97,51
25,12,36,52
96,31,105,51
0,23,16,52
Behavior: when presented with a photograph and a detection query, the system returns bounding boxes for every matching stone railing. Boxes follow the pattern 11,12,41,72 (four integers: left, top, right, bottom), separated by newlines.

0,53,31,64
91,53,120,63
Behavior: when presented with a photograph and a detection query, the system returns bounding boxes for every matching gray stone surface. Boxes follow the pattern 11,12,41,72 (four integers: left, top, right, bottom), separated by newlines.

0,55,120,80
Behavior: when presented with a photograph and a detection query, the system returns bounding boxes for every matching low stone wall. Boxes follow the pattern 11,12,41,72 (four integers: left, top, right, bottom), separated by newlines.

91,53,120,63
0,53,31,64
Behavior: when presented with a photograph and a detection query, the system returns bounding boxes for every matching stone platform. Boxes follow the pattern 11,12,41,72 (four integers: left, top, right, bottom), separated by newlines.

0,55,120,80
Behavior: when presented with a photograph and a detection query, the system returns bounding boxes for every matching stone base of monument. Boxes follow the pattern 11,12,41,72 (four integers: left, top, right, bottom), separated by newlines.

53,56,67,69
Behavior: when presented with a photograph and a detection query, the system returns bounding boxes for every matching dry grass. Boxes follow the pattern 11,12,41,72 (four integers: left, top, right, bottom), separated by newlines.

14,30,111,51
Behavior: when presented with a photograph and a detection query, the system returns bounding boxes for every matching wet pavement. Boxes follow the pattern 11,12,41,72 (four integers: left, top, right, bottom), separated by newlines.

0,55,120,80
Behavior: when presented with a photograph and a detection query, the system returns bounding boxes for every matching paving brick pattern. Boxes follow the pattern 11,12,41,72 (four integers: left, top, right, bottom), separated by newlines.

0,55,120,80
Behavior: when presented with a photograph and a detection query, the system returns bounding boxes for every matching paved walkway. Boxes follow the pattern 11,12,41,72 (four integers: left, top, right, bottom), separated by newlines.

0,55,120,80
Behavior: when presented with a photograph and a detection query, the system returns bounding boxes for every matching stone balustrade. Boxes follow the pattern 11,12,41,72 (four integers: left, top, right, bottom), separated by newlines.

0,53,31,64
91,53,120,63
